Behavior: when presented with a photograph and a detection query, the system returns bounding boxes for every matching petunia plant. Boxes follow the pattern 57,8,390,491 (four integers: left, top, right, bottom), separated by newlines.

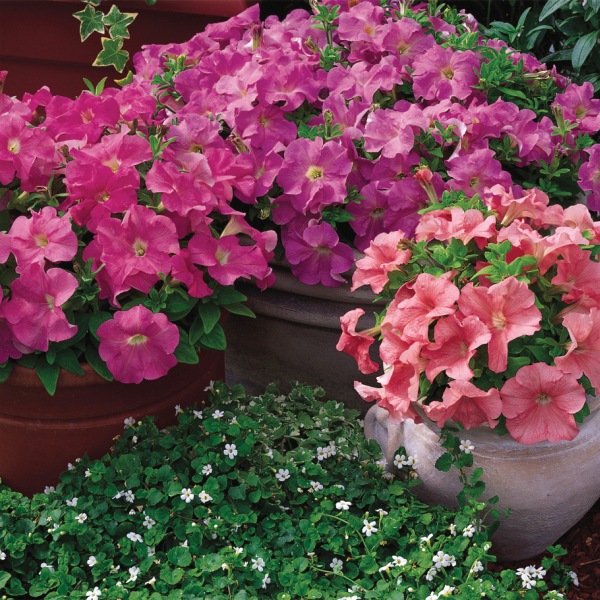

338,184,600,445
115,0,600,288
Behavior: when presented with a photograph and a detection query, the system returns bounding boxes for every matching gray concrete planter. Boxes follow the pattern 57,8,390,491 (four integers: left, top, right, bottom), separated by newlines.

364,397,600,561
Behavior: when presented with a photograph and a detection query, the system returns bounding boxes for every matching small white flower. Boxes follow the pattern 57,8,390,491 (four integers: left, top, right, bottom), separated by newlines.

127,532,143,543
336,500,351,511
142,515,156,530
316,447,327,461
147,547,155,557
212,410,224,419
375,508,388,517
202,464,213,476
145,577,156,586
199,491,213,503
180,488,194,503
275,468,290,482
569,570,579,586
362,519,378,537
425,567,437,581
66,497,78,507
131,435,138,444
310,481,323,492
193,410,203,420
449,523,457,536
391,555,407,567
123,417,135,429
266,448,274,459
204,380,215,392
124,490,135,503
44,486,55,494
67,462,75,471
251,557,266,572
425,594,438,600
433,551,455,569
439,585,455,597
127,566,140,583
234,546,244,556
327,443,337,457
393,454,407,468
261,573,271,588
110,564,121,574
420,533,433,544
40,562,55,573
75,513,88,524
471,560,484,573
330,557,343,572
0,551,4,561
87,556,97,567
459,439,475,454
224,443,238,459
463,523,476,538
174,404,183,415
84,469,92,478
113,490,123,500
85,587,102,600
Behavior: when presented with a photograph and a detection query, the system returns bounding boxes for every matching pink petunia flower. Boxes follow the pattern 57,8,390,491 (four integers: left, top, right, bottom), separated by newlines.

424,379,502,429
458,278,541,373
578,144,600,211
447,148,512,197
336,308,378,375
500,363,586,444
555,308,600,392
97,305,179,384
422,314,491,381
551,246,600,305
553,82,600,135
3,264,78,352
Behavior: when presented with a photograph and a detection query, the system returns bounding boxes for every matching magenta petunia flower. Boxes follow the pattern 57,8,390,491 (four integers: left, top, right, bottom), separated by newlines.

424,379,502,430
578,144,600,211
337,2,385,43
276,137,352,216
3,264,78,352
500,363,586,444
97,305,179,384
458,278,541,374
9,206,78,269
447,148,512,197
336,308,378,375
283,221,354,287
379,17,436,71
553,82,600,135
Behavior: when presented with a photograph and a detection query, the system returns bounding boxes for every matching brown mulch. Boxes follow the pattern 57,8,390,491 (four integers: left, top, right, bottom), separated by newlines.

494,500,600,599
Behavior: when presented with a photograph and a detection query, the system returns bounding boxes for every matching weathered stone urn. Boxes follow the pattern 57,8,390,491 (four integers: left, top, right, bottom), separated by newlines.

364,397,600,561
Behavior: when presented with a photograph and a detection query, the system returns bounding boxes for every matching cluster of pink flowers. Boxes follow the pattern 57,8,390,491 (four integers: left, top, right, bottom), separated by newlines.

122,0,600,287
338,184,600,445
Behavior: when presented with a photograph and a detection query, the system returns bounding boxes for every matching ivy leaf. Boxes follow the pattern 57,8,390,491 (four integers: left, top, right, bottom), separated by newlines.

572,31,598,70
93,37,129,72
434,452,453,473
103,5,137,40
73,4,105,41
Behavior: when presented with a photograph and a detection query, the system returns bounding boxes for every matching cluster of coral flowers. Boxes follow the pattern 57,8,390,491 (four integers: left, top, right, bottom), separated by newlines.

125,0,600,287
338,184,600,445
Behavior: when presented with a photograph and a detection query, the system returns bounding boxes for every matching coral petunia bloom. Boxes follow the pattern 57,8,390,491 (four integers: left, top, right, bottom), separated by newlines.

555,308,600,392
500,363,586,444
424,379,502,429
97,305,179,384
458,277,541,373
336,308,378,375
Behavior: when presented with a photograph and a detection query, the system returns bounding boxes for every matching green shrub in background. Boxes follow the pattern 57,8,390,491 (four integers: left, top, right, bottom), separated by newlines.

0,383,574,599
484,0,600,90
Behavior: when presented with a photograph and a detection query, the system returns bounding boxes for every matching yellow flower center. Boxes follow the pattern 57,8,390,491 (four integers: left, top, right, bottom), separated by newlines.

306,166,324,180
536,392,552,405
133,238,147,257
34,233,49,248
491,312,507,330
128,333,148,346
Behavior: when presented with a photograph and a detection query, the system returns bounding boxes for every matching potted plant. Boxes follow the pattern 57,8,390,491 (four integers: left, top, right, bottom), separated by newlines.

0,42,274,494
116,0,600,409
338,184,600,560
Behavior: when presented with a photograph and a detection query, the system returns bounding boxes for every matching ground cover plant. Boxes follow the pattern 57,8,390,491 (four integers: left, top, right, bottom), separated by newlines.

0,383,575,599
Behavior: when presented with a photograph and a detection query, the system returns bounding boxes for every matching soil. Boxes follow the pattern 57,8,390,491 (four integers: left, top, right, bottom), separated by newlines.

495,500,600,599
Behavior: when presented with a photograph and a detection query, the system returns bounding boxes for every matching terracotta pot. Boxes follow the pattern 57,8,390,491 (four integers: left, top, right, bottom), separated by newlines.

0,350,223,496
0,0,259,98
224,261,380,412
364,398,600,561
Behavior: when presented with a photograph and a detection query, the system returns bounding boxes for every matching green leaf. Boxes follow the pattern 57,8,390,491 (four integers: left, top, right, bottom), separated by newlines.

199,324,226,351
73,4,105,41
224,302,256,318
539,0,571,21
167,546,192,567
0,572,10,590
497,86,528,100
434,452,453,473
572,31,598,69
103,5,137,40
89,312,113,339
199,303,221,334
35,360,60,396
93,37,129,72
55,348,85,376
84,345,114,381
174,329,199,365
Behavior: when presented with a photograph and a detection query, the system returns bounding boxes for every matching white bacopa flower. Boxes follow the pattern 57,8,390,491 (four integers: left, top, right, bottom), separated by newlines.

251,557,266,572
131,435,138,444
316,447,327,461
193,410,203,419
275,468,290,482
425,594,438,600
204,380,215,392
405,455,417,467
40,563,55,573
84,469,92,478
569,570,579,586
202,464,213,476
174,404,183,415
327,443,337,456
67,462,75,471
266,448,274,459
124,490,135,503
75,513,88,524
224,443,238,459
459,439,475,454
212,410,224,419
362,519,378,537
87,556,97,567
234,546,244,556
180,488,194,503
113,490,123,500
420,533,433,544
123,417,135,429
85,587,102,600
66,497,78,507
145,577,156,586
463,523,476,538
127,566,140,583
449,523,457,536
375,508,388,517
142,515,156,530
391,555,407,567
147,547,155,557
330,558,343,572
433,552,456,569
126,532,143,543
310,481,323,492
471,560,484,573
393,454,408,468
261,573,271,588
128,509,136,516
439,585,455,597
44,486,55,494
199,491,213,503
425,567,437,581
0,551,5,560
336,500,351,511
